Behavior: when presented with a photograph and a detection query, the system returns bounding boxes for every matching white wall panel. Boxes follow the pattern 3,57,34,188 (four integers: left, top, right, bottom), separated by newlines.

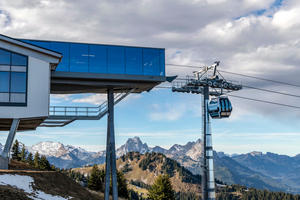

0,56,50,118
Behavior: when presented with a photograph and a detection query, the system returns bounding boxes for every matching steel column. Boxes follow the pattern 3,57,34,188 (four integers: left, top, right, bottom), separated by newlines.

104,113,111,199
0,119,20,170
203,86,215,200
104,88,118,200
2,119,20,158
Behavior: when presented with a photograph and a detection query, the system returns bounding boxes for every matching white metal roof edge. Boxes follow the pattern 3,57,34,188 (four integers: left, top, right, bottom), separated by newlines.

0,34,62,60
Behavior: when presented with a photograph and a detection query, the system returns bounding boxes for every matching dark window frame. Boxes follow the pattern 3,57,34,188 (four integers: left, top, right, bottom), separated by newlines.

0,47,28,107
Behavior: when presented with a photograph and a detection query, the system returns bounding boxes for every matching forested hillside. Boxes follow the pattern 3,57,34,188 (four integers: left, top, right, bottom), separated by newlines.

216,184,300,200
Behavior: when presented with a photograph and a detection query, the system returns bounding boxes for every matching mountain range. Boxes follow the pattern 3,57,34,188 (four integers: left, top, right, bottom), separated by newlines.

1,136,300,193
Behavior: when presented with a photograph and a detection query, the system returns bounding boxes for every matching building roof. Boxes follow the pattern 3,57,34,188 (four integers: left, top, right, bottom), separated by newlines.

0,34,167,94
0,34,62,70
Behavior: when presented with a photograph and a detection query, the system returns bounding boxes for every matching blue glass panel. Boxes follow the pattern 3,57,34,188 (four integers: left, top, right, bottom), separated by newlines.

31,41,51,49
19,40,30,44
11,53,27,66
11,72,26,93
126,47,142,75
143,49,160,76
89,45,107,73
51,42,70,71
0,49,11,65
108,46,125,74
159,49,165,76
70,43,89,72
0,72,10,92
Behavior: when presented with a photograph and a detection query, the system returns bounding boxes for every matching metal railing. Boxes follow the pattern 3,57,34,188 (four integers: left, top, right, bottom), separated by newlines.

48,89,134,119
49,102,107,117
40,89,135,127
186,75,242,87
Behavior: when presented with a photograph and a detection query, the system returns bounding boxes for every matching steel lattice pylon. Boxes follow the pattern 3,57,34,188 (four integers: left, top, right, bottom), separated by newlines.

171,61,242,200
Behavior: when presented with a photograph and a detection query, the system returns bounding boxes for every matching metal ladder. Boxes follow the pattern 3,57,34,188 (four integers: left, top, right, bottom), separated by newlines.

39,89,135,127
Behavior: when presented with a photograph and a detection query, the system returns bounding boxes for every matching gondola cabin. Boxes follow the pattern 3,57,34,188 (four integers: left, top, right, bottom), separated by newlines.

208,96,232,119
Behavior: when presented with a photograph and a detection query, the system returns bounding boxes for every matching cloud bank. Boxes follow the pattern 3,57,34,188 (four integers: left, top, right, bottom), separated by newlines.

1,0,300,119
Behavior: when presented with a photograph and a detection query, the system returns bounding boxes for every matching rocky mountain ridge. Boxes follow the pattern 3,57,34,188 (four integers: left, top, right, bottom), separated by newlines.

1,137,300,193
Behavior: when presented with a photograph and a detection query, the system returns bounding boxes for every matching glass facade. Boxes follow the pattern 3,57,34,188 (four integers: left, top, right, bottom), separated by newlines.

126,47,143,75
108,46,125,74
0,48,27,106
21,40,165,76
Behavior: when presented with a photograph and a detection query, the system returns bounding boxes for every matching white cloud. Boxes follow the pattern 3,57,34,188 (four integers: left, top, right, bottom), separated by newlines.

272,7,300,30
149,103,186,121
72,94,106,105
50,94,73,103
242,0,275,10
0,0,300,120
73,145,106,152
217,132,300,140
71,93,142,105
215,142,300,157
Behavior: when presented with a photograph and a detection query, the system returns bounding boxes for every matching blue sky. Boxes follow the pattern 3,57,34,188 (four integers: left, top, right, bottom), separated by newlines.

1,0,300,156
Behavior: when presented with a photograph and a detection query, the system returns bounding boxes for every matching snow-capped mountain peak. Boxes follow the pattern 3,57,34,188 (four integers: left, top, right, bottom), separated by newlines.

116,137,150,157
165,141,196,157
65,145,92,160
26,141,68,157
6,137,201,169
250,151,263,157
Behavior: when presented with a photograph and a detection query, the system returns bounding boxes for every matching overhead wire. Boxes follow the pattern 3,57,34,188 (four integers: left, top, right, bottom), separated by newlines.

166,63,300,88
165,63,300,99
172,77,300,99
163,63,300,109
241,85,300,99
154,86,300,110
218,70,300,88
227,94,300,110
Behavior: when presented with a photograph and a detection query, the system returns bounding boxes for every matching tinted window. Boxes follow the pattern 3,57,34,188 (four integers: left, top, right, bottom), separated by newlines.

70,43,89,72
11,72,26,93
51,42,70,71
0,49,27,106
108,46,125,74
19,40,30,43
31,41,51,49
0,72,10,92
22,40,165,77
143,49,160,76
126,47,142,75
89,45,107,73
0,49,11,65
159,49,165,76
11,53,27,66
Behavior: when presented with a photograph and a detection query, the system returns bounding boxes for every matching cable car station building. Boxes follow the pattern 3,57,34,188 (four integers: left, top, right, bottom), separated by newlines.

0,34,166,199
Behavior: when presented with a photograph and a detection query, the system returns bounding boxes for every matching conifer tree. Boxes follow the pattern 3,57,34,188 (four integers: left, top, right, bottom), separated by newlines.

39,155,51,170
11,139,20,161
116,170,129,199
86,174,90,183
148,174,175,200
34,151,40,168
20,144,27,162
87,164,101,191
129,189,139,200
27,152,34,166
100,168,105,181
51,164,56,171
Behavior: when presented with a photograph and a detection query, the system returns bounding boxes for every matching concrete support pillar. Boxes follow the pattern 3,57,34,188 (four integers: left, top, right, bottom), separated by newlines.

104,88,118,200
0,118,20,169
